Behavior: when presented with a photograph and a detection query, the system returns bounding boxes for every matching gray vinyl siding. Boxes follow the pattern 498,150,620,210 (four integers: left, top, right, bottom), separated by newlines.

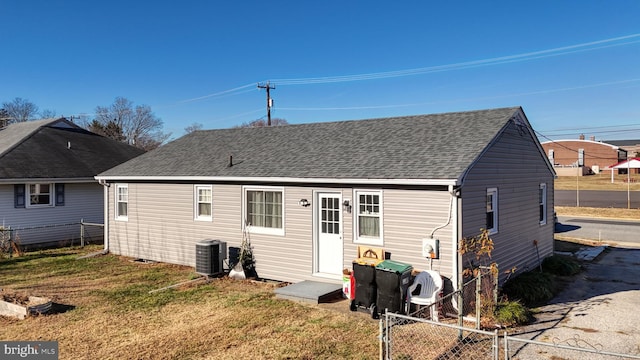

461,120,555,284
379,189,454,283
108,183,454,284
0,182,103,245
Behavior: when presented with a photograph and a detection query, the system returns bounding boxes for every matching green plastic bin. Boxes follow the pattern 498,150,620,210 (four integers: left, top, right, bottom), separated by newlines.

375,260,413,315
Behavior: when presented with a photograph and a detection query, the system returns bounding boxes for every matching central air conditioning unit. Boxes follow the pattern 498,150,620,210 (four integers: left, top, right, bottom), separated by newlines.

195,239,227,277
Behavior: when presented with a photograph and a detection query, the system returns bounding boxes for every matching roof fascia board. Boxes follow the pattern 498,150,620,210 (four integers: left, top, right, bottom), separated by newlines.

94,175,458,186
0,178,97,184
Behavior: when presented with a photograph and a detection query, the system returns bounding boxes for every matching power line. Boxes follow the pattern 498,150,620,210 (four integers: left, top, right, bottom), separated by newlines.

174,33,640,104
535,130,630,160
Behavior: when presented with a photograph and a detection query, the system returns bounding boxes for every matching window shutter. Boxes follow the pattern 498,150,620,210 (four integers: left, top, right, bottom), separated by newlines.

55,183,65,206
14,184,25,208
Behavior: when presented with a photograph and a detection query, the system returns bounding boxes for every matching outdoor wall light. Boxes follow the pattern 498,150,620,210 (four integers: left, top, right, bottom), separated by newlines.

298,199,310,207
342,200,352,213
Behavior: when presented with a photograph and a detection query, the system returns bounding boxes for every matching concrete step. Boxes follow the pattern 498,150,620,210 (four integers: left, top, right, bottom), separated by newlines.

275,280,343,304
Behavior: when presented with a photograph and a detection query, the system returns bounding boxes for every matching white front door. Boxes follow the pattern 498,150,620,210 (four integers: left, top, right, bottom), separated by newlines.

316,193,343,276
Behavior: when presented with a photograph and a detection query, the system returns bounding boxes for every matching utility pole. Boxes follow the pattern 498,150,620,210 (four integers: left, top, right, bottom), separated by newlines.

257,81,275,126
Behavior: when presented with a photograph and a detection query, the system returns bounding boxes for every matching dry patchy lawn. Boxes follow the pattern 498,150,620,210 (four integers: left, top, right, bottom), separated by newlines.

555,173,640,191
555,206,640,220
0,246,378,359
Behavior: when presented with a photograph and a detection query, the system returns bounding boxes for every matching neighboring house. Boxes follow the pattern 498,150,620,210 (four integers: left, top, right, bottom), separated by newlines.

0,118,145,247
96,107,555,289
541,135,627,176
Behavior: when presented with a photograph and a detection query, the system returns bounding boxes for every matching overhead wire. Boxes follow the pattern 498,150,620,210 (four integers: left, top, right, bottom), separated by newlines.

535,130,632,160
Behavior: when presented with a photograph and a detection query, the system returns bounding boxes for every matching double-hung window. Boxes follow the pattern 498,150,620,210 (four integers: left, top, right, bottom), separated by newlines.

355,190,383,245
195,185,212,221
115,184,128,221
486,188,498,234
244,186,284,235
539,183,547,225
27,183,53,207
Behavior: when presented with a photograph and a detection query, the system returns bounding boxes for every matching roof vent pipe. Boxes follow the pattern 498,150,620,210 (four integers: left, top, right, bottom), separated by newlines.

67,141,71,149
228,155,233,167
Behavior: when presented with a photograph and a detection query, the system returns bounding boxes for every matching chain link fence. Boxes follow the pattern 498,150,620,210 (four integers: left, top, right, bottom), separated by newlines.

381,267,640,359
381,312,640,360
381,312,499,359
0,221,103,258
407,267,498,329
504,333,640,360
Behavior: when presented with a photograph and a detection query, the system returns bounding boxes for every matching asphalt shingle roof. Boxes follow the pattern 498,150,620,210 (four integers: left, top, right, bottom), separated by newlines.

100,107,522,181
0,119,145,180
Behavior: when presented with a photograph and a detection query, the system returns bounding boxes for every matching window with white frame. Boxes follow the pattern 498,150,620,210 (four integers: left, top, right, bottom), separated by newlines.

355,190,383,245
539,183,547,225
244,187,284,235
115,184,128,220
27,183,53,207
195,185,212,221
486,188,498,234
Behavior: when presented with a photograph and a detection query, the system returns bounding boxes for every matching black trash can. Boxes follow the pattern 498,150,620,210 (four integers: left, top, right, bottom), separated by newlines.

350,258,383,316
375,260,413,316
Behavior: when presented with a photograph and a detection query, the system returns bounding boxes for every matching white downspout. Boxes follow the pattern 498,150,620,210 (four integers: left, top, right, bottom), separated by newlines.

451,185,461,292
98,179,110,252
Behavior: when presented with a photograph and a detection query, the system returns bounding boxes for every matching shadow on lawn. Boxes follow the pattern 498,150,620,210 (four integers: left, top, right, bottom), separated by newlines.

48,302,76,315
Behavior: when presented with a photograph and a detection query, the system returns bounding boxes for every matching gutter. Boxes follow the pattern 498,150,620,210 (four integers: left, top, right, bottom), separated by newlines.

94,175,459,187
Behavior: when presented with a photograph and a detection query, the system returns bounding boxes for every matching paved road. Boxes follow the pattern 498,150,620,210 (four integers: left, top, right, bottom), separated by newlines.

555,189,640,208
512,247,640,358
555,216,640,246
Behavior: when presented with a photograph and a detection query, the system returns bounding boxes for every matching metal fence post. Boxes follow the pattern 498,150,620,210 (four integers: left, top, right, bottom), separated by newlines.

458,281,464,340
503,330,509,360
476,273,482,329
379,317,384,360
493,329,499,360
9,227,13,258
493,269,499,304
80,219,85,247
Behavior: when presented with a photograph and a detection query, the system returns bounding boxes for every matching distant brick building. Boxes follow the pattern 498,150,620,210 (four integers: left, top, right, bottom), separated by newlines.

607,139,640,158
541,134,627,176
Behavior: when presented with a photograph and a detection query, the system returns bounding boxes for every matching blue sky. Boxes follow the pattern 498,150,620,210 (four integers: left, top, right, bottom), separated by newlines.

1,1,639,141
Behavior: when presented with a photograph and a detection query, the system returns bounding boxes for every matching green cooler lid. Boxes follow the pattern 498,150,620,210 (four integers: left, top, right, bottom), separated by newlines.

375,259,412,273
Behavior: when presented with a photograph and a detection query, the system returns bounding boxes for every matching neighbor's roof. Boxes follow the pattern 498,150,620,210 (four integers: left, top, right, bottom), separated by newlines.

98,107,529,185
606,139,640,147
0,118,145,181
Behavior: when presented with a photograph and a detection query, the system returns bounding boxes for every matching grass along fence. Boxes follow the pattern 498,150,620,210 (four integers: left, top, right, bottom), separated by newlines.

0,220,103,257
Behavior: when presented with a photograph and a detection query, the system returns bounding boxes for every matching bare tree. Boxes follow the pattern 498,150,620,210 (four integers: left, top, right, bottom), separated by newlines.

2,97,39,124
92,97,170,150
87,119,126,142
236,118,289,128
39,109,57,119
0,108,9,128
184,122,203,134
